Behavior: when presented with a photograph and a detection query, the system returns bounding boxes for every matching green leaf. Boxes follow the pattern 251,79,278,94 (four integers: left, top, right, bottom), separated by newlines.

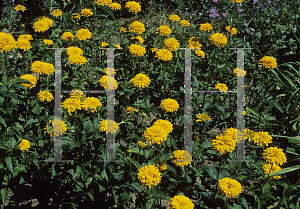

101,169,109,182
120,192,131,206
25,118,39,128
5,157,14,175
129,182,142,193
201,165,218,180
1,188,10,204
268,165,300,177
144,150,154,159
152,190,171,200
268,99,283,113
146,198,156,209
0,116,6,127
7,91,18,103
84,120,94,133
87,191,94,201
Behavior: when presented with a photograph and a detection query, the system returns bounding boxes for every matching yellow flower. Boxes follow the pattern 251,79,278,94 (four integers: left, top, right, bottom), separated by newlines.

199,23,213,32
94,0,112,6
43,39,53,45
38,91,54,102
126,107,135,113
129,44,146,57
252,131,272,146
68,55,87,65
100,42,109,48
104,68,116,75
210,33,228,47
99,75,118,90
120,27,126,33
33,16,53,33
259,56,277,69
20,74,37,88
150,47,157,53
81,97,102,113
129,21,145,34
168,195,194,209
125,1,141,14
69,89,84,100
171,150,192,167
187,40,202,51
62,97,82,113
225,26,237,35
75,28,92,41
109,3,121,10
14,5,26,12
262,163,282,180
196,113,212,122
195,49,205,58
224,127,244,143
180,20,190,26
229,0,244,3
72,13,81,19
233,68,246,76
215,83,228,92
130,73,151,88
211,134,236,155
51,9,63,17
0,32,17,52
241,111,247,116
169,14,180,22
156,159,167,171
138,141,147,148
157,25,172,36
131,36,144,44
81,8,93,16
17,38,31,51
163,38,180,51
143,125,168,145
160,98,179,112
61,32,74,41
244,128,255,141
67,46,83,56
31,61,55,75
137,164,161,189
98,119,118,134
114,44,121,49
155,49,172,61
218,177,242,198
45,119,67,137
18,34,33,41
19,139,30,151
263,147,287,166
153,119,173,134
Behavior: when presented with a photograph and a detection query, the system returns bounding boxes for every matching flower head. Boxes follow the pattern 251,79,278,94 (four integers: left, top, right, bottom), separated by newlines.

72,13,81,19
138,141,147,148
120,27,126,33
161,98,179,112
244,128,255,141
156,159,167,171
180,20,190,26
233,68,246,76
226,26,237,35
196,113,212,122
69,89,84,100
33,16,53,33
130,73,151,88
0,32,17,52
259,56,277,68
155,49,172,61
187,39,202,51
61,32,74,41
210,33,228,47
99,119,118,134
215,83,228,91
31,61,55,75
81,97,102,113
237,8,242,13
199,23,213,32
163,38,180,51
17,38,31,51
229,0,244,3
43,39,53,45
171,150,192,167
19,139,30,151
68,55,87,65
62,97,81,113
38,90,54,102
168,195,194,209
169,15,180,22
20,74,37,88
75,28,92,41
129,44,146,57
81,8,93,16
218,177,242,198
100,42,109,48
262,163,282,179
127,107,135,113
94,0,112,6
195,49,205,58
131,36,144,44
143,125,168,145
104,68,116,75
262,147,287,166
125,1,141,13
14,5,26,12
137,164,161,189
45,119,67,137
224,127,244,143
67,46,83,56
129,21,145,34
253,131,272,146
157,25,172,36
18,34,33,41
51,9,63,17
153,119,173,134
99,75,118,90
109,3,121,10
211,134,236,154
